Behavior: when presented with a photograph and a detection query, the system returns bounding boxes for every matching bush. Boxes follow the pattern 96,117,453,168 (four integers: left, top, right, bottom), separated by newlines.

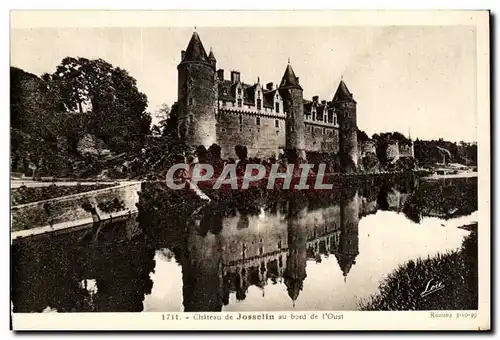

359,230,477,311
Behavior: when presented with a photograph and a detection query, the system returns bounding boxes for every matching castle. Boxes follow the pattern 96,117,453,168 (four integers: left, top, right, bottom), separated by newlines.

176,32,359,170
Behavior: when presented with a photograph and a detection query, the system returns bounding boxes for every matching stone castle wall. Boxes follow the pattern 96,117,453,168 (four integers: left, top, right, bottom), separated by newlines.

216,109,286,160
304,123,339,153
215,109,340,159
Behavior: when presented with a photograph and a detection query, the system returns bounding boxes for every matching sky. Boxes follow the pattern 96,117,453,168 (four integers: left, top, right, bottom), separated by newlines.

10,26,477,142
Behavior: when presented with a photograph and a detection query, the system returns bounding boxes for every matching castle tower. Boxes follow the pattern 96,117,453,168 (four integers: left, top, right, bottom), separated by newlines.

335,190,360,282
177,32,217,150
279,62,306,161
332,80,358,172
284,199,307,307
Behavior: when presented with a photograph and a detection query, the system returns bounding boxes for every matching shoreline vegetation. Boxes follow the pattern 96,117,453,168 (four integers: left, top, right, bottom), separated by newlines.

359,224,478,311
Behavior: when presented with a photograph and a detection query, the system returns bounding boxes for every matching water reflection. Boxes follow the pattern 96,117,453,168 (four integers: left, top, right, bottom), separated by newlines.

11,176,477,313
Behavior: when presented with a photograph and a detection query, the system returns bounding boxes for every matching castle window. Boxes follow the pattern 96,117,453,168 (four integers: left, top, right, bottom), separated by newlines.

239,115,243,125
256,116,261,126
237,88,242,95
323,127,326,134
237,99,242,107
189,114,194,123
345,112,349,119
275,119,279,128
188,98,193,105
275,102,280,113
334,114,337,125
312,111,315,121
291,126,295,132
221,128,226,132
257,99,262,111
239,125,243,132
257,90,261,99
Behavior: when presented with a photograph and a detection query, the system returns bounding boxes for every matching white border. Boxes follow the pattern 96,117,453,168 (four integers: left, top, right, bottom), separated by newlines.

4,3,495,337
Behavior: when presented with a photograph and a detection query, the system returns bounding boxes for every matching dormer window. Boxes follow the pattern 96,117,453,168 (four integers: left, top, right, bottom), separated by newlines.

257,99,262,111
237,88,242,96
257,90,261,99
275,102,280,113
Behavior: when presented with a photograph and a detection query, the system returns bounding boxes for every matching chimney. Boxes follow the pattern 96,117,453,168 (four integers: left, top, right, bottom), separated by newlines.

217,69,224,81
312,96,319,102
181,50,186,60
266,82,274,91
231,71,240,84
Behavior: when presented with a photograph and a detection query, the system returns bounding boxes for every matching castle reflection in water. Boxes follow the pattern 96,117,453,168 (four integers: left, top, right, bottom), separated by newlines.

11,177,477,313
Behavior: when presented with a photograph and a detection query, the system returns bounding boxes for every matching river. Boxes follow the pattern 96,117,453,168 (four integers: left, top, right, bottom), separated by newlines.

11,176,477,313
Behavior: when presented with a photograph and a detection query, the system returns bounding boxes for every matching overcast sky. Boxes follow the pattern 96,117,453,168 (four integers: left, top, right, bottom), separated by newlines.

10,26,477,142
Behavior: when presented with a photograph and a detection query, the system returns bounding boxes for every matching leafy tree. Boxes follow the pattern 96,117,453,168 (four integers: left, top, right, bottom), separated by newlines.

161,102,179,138
47,57,151,153
10,67,67,175
357,129,370,143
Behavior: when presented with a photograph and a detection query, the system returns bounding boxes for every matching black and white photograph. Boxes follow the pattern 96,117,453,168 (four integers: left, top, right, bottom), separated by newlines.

9,10,490,331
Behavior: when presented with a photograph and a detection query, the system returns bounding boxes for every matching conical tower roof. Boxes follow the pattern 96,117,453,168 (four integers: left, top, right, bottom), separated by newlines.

332,80,355,103
279,63,302,90
182,32,208,62
335,253,356,278
284,276,303,302
208,48,216,61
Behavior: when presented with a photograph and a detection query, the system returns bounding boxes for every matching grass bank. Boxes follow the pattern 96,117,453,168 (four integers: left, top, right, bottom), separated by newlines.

359,227,477,311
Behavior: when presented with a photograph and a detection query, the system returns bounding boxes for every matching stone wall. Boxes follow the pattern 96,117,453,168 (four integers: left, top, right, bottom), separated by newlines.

304,123,339,153
386,141,400,163
11,182,141,238
216,109,286,159
399,144,415,158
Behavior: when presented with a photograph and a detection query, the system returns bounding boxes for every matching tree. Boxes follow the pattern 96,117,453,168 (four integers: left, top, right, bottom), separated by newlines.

47,57,151,153
357,129,370,143
151,103,170,136
161,102,179,138
10,67,67,175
